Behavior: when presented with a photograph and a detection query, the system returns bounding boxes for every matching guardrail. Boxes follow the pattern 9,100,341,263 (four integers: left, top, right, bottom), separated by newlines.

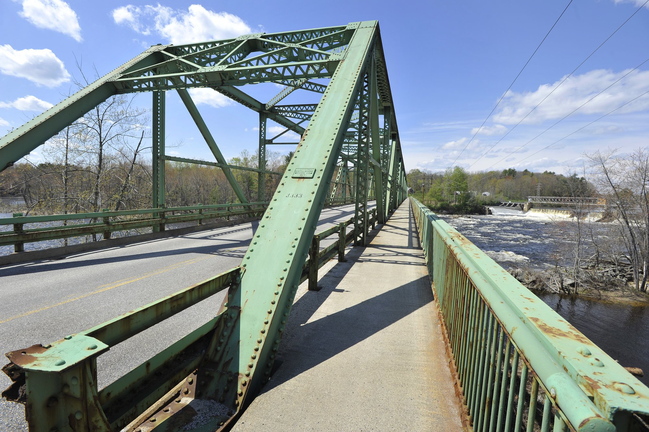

2,207,378,431
0,202,269,253
410,197,649,432
0,200,362,255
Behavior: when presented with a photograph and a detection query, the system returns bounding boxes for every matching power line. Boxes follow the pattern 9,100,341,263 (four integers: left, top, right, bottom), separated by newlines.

468,0,649,169
515,88,649,166
482,56,649,171
449,0,574,167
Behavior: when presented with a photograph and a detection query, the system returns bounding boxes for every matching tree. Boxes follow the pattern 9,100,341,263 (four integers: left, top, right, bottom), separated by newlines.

588,149,649,292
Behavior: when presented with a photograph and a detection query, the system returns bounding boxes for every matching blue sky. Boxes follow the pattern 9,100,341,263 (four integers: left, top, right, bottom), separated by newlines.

1,0,648,176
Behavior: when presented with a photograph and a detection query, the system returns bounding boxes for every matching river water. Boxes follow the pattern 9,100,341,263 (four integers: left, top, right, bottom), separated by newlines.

441,207,649,386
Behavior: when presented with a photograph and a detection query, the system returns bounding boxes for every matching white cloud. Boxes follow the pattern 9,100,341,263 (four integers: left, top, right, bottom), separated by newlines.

0,45,70,87
19,0,82,42
112,4,253,44
613,0,649,7
188,88,232,108
268,125,300,141
442,137,481,150
471,124,507,136
0,95,53,111
0,117,9,127
494,69,649,125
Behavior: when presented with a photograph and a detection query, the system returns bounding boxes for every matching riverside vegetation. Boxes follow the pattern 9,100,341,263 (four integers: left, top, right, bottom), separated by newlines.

407,157,649,301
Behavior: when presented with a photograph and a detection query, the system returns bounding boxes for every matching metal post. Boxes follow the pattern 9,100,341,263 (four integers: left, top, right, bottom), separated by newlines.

354,71,371,246
102,208,111,240
258,113,267,202
13,212,24,253
369,57,385,224
338,222,347,262
308,235,321,291
152,90,166,232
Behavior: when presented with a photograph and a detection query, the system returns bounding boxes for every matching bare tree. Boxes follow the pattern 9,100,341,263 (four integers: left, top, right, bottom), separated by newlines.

588,149,649,292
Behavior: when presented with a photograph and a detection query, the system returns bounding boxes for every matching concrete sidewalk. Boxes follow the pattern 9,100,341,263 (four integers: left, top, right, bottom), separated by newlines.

233,202,467,431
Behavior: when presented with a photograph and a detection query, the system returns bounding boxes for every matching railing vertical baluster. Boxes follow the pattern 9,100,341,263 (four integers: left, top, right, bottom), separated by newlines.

552,414,567,432
460,284,477,388
526,378,539,432
541,395,552,432
473,309,495,431
469,298,487,419
514,364,528,431
477,315,497,431
456,277,471,381
487,329,504,432
495,338,512,432
504,350,520,432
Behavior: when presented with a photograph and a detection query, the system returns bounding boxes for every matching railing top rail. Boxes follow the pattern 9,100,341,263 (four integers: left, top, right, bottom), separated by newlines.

527,195,601,203
0,202,269,225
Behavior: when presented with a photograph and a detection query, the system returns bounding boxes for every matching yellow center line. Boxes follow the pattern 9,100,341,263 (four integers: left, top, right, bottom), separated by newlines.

0,255,210,325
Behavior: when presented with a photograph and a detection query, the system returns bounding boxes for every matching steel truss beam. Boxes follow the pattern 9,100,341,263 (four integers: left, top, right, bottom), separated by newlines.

0,21,409,432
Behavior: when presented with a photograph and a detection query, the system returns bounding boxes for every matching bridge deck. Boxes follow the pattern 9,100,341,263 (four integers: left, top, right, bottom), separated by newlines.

233,202,467,431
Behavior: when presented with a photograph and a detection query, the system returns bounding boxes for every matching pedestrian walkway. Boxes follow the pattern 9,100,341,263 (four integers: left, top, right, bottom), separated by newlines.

233,202,468,431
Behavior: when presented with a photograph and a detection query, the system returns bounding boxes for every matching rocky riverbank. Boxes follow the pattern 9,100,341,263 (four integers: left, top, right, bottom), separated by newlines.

509,264,649,306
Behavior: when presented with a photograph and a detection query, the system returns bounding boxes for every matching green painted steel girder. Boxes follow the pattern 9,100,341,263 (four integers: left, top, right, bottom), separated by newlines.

197,21,403,420
0,20,409,431
0,46,167,171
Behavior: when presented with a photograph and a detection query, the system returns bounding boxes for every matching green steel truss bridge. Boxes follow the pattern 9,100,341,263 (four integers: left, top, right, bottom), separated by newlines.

0,21,648,431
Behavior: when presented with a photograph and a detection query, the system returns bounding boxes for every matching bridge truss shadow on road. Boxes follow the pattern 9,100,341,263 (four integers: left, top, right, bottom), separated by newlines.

0,21,410,431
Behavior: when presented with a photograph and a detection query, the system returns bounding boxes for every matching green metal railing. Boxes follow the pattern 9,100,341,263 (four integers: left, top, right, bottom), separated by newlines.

0,202,269,253
2,211,376,431
410,197,649,432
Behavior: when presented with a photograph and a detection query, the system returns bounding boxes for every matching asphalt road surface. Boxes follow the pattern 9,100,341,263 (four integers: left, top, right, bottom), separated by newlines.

0,204,362,431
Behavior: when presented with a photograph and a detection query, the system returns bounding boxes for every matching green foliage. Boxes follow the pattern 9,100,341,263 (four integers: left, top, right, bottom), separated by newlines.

407,166,597,203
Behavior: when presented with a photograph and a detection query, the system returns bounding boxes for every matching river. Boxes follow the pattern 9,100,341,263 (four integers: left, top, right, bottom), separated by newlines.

441,207,649,386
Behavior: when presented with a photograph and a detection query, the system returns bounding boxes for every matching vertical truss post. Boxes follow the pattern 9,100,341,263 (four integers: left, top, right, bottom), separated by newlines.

152,90,166,232
386,136,399,214
370,56,385,224
381,107,393,219
354,71,371,246
258,114,268,202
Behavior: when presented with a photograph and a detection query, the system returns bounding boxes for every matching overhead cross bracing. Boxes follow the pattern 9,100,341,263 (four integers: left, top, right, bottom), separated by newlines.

0,21,408,431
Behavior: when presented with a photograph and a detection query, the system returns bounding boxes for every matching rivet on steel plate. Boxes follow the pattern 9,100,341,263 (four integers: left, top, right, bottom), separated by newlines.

578,347,592,357
613,383,636,394
75,411,83,420
592,359,605,367
55,360,66,366
550,388,556,398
